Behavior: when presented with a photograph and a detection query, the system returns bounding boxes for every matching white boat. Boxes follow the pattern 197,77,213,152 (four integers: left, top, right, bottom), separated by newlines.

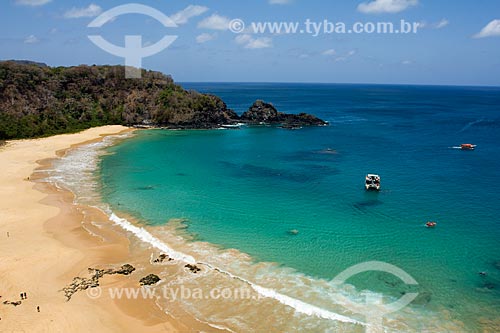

365,174,381,191
220,124,241,129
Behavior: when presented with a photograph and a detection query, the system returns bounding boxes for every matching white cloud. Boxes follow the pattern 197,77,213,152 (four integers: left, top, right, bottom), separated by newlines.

171,5,209,25
64,4,102,19
15,0,51,6
417,21,427,29
435,19,449,29
322,49,356,61
235,34,252,44
474,19,500,38
198,14,231,30
235,34,273,49
269,0,292,4
333,50,357,62
196,33,217,43
322,49,336,56
357,0,418,14
402,60,412,65
246,38,273,49
418,19,449,30
24,35,39,44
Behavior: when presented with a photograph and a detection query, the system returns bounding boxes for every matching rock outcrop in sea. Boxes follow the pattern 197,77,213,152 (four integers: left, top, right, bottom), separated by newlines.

240,100,327,127
185,264,202,273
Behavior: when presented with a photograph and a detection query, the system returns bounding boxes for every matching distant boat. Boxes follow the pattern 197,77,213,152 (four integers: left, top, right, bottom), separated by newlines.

365,174,381,191
460,144,476,150
221,124,242,129
426,221,437,228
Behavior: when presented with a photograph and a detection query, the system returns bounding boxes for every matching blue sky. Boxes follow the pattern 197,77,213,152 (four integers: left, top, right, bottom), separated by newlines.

1,0,499,85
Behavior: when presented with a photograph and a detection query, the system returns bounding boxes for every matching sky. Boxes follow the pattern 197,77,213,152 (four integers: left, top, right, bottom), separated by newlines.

1,0,499,85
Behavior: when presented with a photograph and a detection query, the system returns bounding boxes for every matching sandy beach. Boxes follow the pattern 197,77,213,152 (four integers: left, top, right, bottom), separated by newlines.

0,126,191,332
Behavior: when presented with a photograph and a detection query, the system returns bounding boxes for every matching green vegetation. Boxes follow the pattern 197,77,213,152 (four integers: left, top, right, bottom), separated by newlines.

0,62,237,139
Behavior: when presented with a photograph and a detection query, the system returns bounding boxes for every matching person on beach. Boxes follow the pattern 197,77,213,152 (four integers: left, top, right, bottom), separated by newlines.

20,293,23,300
37,306,40,312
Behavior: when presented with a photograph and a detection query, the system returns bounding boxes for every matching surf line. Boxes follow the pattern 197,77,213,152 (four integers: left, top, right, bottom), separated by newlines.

109,213,365,326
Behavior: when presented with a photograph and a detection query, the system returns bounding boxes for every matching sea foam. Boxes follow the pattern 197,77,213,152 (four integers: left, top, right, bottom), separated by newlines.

108,211,364,326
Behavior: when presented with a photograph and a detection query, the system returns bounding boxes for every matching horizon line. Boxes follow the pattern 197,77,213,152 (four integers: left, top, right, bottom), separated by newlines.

178,81,500,89
2,59,499,89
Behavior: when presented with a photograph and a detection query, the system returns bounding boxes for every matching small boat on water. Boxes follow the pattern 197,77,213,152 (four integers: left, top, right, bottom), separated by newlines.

460,144,476,150
220,123,244,129
365,174,381,191
426,221,437,228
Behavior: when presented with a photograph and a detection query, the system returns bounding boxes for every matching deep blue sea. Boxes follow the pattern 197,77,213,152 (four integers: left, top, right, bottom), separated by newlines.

99,83,500,331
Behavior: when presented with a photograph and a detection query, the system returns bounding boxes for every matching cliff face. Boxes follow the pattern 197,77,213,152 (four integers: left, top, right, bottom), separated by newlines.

0,62,238,138
0,62,326,139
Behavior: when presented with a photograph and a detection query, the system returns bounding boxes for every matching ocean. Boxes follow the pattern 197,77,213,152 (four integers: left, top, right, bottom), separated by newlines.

52,83,500,332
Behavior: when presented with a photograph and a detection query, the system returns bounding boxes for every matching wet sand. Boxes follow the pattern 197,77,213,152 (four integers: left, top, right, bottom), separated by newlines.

0,126,193,332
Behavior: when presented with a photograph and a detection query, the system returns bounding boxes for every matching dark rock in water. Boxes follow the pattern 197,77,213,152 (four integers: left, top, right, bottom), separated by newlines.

240,100,327,127
140,274,161,286
353,200,383,211
220,160,323,183
240,100,280,123
280,124,303,130
377,271,404,288
185,264,201,274
284,113,328,127
412,291,432,305
153,253,174,263
484,283,495,290
136,185,155,191
356,200,383,207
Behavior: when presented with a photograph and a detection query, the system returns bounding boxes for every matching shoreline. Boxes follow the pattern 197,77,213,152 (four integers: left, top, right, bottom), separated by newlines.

1,125,494,332
0,126,195,332
18,126,367,332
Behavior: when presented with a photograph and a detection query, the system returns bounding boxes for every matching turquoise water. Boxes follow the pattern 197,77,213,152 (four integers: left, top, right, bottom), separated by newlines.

100,84,500,330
